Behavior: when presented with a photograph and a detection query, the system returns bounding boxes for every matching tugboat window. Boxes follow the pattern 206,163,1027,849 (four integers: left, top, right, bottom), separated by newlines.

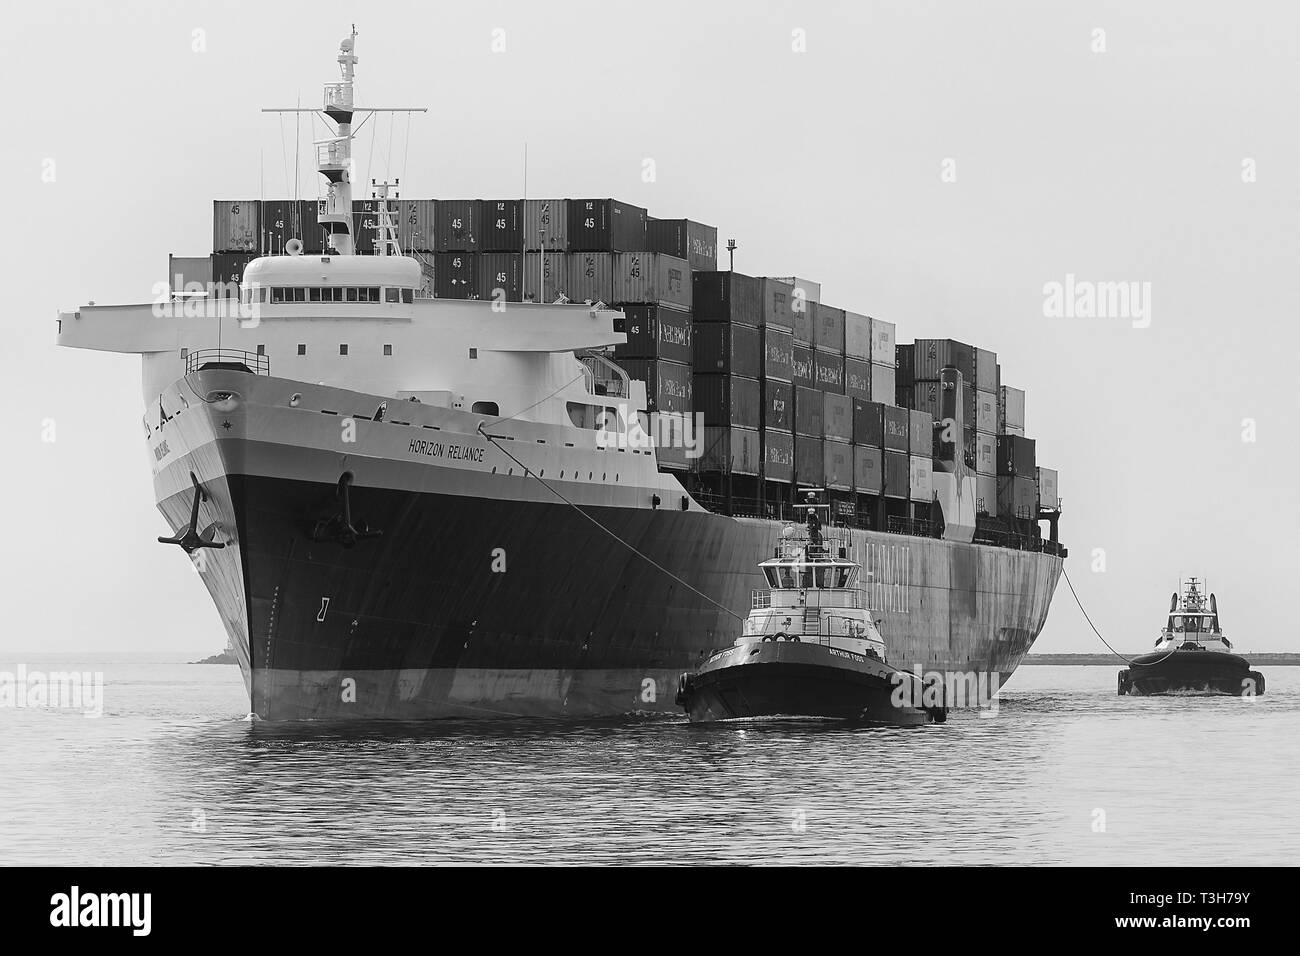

401,289,414,303
272,287,287,303
346,287,359,302
779,567,796,589
385,288,400,303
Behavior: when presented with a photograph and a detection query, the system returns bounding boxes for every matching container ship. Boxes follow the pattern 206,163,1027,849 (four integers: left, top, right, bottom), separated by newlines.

56,31,1065,719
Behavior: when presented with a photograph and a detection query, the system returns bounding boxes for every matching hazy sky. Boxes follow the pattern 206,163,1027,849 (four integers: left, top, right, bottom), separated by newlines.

2,0,1296,655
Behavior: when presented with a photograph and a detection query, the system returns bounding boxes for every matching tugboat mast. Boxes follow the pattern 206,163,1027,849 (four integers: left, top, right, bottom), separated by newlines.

262,26,426,257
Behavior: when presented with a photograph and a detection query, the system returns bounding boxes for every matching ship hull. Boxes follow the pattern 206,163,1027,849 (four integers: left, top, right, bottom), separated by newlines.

1118,651,1265,697
152,371,1063,720
676,641,941,725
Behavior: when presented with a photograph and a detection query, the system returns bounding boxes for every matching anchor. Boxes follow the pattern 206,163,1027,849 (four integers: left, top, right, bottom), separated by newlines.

157,472,226,554
311,472,382,549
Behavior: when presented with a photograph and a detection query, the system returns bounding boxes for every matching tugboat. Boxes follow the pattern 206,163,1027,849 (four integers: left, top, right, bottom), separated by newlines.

1118,578,1264,696
675,493,946,725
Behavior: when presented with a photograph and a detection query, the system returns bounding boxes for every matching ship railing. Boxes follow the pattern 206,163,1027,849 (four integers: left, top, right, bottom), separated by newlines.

323,83,353,111
316,140,347,169
576,350,629,399
751,590,865,609
184,349,271,376
887,516,933,537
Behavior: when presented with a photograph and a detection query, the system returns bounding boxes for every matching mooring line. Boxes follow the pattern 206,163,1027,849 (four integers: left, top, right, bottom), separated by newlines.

1060,565,1179,667
476,424,746,623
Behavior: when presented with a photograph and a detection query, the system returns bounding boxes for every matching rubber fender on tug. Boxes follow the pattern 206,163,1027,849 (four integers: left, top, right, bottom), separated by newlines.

674,672,695,707
925,677,948,723
1117,670,1133,696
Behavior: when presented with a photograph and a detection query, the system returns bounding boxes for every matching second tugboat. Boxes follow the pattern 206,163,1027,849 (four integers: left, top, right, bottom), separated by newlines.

1118,578,1265,696
675,493,946,725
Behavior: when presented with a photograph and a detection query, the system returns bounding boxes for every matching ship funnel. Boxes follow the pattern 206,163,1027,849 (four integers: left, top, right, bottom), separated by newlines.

931,366,975,543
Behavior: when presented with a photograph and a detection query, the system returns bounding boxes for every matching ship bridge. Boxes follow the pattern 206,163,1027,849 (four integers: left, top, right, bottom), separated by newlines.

240,254,421,305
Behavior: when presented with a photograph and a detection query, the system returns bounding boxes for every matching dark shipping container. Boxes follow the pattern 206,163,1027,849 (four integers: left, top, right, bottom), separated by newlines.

792,345,815,389
823,392,853,441
694,375,761,429
613,305,693,365
812,302,846,354
815,351,845,393
895,343,915,387
476,252,523,301
824,440,852,491
694,323,761,378
616,358,693,414
763,327,795,383
997,434,1037,477
852,399,885,447
700,426,761,476
915,338,975,383
645,218,718,271
568,198,647,252
758,278,796,331
210,253,256,289
882,405,909,452
883,450,910,500
795,436,824,486
435,199,478,252
845,358,871,401
854,445,883,494
352,198,399,255
434,252,477,298
764,430,794,482
792,298,813,345
794,385,824,438
262,199,321,254
762,379,794,432
692,271,762,325
479,199,522,251
997,475,1038,519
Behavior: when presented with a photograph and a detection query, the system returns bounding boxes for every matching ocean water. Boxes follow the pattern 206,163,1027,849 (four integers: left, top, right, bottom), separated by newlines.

1,657,1295,866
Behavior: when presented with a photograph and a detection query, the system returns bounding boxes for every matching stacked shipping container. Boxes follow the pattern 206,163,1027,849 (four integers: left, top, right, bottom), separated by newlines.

204,199,1058,527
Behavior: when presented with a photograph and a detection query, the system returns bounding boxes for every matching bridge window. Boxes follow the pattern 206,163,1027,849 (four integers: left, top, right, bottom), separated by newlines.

383,344,392,356
402,289,414,303
470,400,495,413
272,287,286,303
257,344,266,356
340,344,348,356
297,344,306,355
385,288,400,303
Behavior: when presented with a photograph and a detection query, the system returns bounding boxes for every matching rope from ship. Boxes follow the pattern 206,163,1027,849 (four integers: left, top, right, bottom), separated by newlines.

1060,565,1180,667
476,423,746,623
483,373,586,427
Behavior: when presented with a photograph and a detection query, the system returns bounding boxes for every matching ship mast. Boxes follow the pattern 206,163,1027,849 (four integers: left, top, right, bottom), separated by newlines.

263,27,426,257
319,27,360,255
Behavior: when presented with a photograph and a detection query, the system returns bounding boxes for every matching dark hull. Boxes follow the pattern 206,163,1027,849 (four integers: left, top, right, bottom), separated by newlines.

1118,651,1265,697
677,641,943,725
151,371,1064,720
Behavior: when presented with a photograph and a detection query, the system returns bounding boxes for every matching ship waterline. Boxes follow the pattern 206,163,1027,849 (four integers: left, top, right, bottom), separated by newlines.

154,371,1061,720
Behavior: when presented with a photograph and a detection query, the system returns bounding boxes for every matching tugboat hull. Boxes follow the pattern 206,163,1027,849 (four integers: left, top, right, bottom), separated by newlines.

1118,651,1265,697
676,641,945,725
